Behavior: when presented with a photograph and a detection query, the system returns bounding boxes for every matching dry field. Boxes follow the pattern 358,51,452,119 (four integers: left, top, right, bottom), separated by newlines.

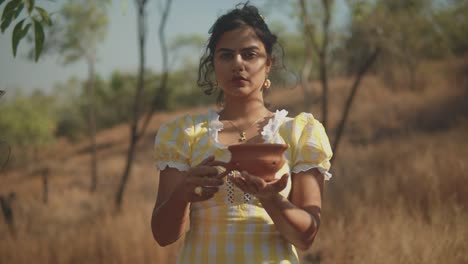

1,59,467,263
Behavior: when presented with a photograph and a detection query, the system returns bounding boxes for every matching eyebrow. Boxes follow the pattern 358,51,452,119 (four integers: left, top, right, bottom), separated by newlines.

216,46,261,53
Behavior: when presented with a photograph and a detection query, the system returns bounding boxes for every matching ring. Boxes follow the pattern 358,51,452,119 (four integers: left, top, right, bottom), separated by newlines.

194,186,203,196
228,170,241,178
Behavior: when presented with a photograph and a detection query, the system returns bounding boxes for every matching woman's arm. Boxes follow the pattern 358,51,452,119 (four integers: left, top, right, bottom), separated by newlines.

232,168,324,250
151,157,223,247
151,168,190,247
259,168,323,250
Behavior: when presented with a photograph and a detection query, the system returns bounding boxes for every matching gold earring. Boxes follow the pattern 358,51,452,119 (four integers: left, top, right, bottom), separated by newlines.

263,79,271,89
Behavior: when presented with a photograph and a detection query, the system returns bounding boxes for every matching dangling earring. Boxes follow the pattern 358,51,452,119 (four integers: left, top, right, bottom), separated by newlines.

263,79,271,89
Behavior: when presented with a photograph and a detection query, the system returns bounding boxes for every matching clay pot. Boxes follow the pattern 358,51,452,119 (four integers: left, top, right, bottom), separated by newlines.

216,143,288,181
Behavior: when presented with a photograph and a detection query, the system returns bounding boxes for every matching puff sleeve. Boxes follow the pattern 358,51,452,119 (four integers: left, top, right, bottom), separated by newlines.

286,113,333,180
154,115,193,171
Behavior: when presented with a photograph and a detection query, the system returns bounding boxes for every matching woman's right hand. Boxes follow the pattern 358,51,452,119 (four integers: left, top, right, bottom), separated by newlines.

174,156,225,203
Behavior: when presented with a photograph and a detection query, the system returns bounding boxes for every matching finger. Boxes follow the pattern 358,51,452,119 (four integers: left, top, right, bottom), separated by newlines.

272,173,289,193
191,188,217,202
187,176,223,187
230,175,248,192
202,177,224,186
199,155,215,166
189,166,218,178
193,186,218,197
208,160,229,167
279,173,289,185
215,170,229,179
242,171,266,192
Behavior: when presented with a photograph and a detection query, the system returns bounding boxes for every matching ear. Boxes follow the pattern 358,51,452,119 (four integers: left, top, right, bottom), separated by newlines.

265,56,273,75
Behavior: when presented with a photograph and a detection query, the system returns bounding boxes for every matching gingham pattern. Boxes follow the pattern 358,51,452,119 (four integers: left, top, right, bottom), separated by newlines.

154,110,333,264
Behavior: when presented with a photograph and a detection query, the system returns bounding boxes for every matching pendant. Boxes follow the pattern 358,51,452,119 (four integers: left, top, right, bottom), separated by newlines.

239,131,247,142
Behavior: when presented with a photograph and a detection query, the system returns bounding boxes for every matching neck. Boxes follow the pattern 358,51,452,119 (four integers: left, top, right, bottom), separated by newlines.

220,97,269,121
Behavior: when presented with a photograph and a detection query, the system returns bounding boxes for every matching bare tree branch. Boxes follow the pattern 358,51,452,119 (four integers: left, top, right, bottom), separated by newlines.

115,0,172,208
139,0,172,138
332,47,380,161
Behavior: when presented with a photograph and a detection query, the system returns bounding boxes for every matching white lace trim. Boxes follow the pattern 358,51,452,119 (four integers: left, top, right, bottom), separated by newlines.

207,109,226,149
261,109,289,143
208,108,289,147
292,164,332,180
155,161,190,171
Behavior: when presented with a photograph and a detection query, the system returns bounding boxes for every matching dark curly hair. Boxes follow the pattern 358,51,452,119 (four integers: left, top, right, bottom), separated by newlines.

197,2,281,105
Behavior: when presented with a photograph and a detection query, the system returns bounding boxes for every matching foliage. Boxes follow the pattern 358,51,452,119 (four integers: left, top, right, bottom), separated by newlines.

341,0,468,88
0,91,56,148
431,0,468,56
57,0,109,64
51,78,88,141
168,66,216,109
0,0,52,61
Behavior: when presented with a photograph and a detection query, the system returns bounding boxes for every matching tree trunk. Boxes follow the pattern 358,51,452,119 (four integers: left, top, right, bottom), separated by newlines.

139,0,172,138
298,0,315,111
42,169,49,204
332,48,380,161
319,0,331,130
86,54,98,193
115,0,173,208
301,58,314,110
319,51,329,129
299,0,332,129
116,0,147,208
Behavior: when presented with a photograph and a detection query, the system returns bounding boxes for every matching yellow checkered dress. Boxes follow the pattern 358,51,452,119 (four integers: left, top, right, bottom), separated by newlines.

154,109,333,264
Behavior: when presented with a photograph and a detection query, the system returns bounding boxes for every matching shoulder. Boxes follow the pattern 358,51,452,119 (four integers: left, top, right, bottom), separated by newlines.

290,112,318,125
159,110,212,131
278,111,330,150
156,110,215,139
280,112,323,133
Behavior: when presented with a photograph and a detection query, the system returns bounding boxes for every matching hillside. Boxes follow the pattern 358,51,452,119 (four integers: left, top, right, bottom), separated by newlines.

1,60,467,263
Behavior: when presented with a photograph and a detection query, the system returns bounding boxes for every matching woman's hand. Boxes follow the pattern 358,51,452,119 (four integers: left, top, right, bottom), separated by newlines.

229,171,289,199
174,156,225,203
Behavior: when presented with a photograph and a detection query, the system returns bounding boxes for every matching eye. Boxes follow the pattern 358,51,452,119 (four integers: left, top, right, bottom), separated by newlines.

219,52,233,60
242,51,258,60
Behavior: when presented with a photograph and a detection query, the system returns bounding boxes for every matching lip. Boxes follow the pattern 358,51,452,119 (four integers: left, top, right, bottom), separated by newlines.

231,76,249,85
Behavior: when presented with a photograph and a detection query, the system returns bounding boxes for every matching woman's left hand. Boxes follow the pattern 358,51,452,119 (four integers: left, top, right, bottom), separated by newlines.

229,171,289,199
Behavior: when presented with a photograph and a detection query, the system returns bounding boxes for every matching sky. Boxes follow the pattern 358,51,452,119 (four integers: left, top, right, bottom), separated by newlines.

0,0,347,95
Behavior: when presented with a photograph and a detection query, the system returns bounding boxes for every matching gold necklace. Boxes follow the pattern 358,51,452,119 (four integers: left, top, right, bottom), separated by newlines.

228,116,266,142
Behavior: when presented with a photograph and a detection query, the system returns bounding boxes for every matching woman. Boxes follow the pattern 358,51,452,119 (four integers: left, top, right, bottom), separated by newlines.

151,3,333,263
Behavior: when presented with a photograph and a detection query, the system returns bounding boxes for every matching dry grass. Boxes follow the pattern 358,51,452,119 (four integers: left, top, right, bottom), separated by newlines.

1,58,467,263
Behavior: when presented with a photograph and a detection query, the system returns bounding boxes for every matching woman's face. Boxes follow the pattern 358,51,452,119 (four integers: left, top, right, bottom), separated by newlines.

213,26,271,100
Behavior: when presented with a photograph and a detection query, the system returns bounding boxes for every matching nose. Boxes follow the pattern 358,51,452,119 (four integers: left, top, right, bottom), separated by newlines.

231,54,245,72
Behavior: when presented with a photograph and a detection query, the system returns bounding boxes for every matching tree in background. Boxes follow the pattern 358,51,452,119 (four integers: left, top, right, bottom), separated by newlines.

41,0,110,192
298,0,333,129
430,0,468,57
344,0,444,90
0,91,56,167
295,0,381,161
51,77,88,141
115,0,173,208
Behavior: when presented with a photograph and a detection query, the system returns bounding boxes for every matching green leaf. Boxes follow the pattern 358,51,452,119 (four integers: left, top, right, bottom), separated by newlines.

33,19,44,62
34,6,51,26
0,0,22,32
12,2,23,19
0,0,6,6
0,15,12,32
26,0,34,14
12,18,24,56
12,19,30,57
1,0,21,21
